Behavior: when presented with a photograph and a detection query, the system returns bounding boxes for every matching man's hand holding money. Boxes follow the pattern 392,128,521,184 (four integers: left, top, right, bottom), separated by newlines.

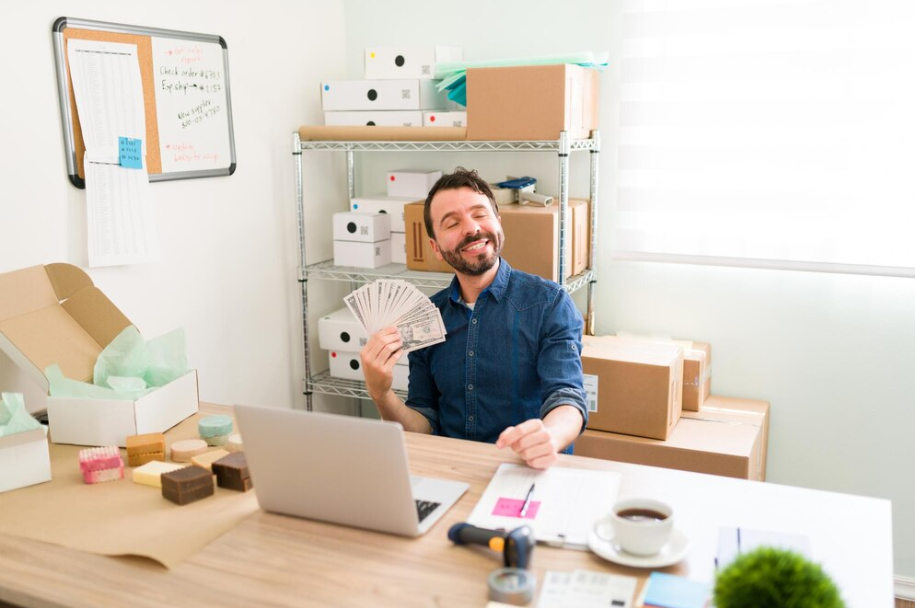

360,327,403,401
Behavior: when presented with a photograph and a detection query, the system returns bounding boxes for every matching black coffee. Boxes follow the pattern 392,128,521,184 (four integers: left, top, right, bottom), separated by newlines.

616,508,668,523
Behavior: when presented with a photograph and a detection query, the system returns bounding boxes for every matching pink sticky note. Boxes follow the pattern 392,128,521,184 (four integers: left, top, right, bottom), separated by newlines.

492,497,541,519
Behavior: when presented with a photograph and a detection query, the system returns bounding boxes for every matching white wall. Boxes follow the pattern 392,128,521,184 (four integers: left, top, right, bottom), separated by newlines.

342,0,915,580
0,1,350,413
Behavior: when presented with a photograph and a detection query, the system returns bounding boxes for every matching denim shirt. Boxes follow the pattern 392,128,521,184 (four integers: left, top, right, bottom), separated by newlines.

406,258,588,451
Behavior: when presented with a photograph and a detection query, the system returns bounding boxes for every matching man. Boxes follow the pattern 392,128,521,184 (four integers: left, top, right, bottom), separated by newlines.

361,168,588,469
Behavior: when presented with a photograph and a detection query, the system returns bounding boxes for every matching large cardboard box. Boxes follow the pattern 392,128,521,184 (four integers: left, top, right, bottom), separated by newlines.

404,201,455,273
466,64,600,140
0,264,199,447
571,199,591,275
585,335,711,412
574,395,769,481
581,340,683,440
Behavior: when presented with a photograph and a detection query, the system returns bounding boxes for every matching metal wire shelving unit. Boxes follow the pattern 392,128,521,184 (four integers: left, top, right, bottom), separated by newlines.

293,131,600,410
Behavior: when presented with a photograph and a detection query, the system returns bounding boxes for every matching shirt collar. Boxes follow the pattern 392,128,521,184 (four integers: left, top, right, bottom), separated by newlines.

448,257,512,306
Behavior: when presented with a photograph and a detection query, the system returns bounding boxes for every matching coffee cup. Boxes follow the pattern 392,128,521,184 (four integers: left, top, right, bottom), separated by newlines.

597,498,673,556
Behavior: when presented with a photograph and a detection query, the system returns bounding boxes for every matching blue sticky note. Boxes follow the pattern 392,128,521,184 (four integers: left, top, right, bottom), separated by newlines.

118,137,143,169
643,572,710,608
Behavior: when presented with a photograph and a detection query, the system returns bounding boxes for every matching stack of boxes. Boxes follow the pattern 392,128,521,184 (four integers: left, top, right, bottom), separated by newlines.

318,307,409,391
322,46,465,128
575,335,770,482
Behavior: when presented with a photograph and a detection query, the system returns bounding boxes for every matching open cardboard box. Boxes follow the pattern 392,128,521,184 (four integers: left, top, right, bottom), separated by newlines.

0,263,198,447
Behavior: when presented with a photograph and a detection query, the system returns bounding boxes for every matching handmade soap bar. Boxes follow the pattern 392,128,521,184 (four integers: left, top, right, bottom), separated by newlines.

170,439,209,462
78,446,124,484
226,433,243,453
212,452,253,492
191,449,230,472
161,465,214,505
204,433,229,447
132,461,186,488
126,432,166,467
198,415,233,438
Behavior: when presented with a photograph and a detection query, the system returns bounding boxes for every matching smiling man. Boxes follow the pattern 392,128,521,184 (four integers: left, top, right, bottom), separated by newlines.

360,168,588,469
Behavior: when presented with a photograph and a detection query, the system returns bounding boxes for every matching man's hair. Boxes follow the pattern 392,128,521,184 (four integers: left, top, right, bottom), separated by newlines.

423,167,498,239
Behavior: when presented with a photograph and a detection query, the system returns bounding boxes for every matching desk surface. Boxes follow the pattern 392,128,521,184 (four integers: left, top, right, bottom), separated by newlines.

0,405,893,608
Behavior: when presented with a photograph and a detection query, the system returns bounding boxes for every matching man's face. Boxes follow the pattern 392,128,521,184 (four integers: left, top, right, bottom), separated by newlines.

428,187,504,276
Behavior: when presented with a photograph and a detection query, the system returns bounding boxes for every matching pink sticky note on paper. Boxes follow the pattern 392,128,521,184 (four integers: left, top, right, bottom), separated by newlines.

492,497,541,519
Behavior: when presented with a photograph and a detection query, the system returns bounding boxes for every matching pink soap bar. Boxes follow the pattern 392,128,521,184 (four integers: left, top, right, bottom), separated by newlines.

492,497,541,519
78,446,125,484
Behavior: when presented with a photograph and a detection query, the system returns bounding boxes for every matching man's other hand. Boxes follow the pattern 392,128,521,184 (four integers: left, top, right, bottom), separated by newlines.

496,419,561,470
360,327,403,401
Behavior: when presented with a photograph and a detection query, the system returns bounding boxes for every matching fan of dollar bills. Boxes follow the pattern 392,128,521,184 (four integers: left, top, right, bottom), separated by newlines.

344,280,447,353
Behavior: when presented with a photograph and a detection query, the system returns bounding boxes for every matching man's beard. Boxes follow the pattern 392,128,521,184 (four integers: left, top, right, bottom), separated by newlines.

439,229,504,276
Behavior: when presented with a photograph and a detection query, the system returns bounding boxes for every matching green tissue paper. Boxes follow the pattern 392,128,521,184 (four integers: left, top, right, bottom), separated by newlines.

0,393,42,437
46,326,189,400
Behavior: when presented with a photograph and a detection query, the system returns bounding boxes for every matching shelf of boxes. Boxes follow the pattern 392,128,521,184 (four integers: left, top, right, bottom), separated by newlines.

293,131,601,411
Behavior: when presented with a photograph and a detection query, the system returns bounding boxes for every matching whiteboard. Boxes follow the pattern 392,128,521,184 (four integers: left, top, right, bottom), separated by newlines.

53,17,237,188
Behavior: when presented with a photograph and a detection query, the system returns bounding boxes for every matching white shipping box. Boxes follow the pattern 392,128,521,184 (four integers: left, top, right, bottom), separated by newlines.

0,426,51,494
321,79,449,111
386,170,442,199
423,111,467,127
350,196,416,233
320,308,408,363
365,46,463,80
0,264,199,448
324,111,423,127
333,240,392,268
391,232,406,265
328,349,408,385
332,212,391,243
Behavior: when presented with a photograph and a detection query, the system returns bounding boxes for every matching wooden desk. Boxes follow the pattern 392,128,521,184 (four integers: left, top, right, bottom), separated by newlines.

0,411,893,608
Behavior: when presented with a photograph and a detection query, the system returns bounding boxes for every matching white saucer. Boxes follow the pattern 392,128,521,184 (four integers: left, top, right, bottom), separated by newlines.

588,527,690,568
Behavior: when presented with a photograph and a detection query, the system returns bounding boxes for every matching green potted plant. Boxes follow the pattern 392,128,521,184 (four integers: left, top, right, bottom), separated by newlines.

714,547,845,608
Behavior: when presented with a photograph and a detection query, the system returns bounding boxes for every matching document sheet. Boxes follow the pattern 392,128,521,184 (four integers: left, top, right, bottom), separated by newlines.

468,463,621,549
537,570,636,608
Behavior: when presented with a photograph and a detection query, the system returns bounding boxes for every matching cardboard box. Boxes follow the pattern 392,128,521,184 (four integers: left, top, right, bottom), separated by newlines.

499,200,588,282
404,201,455,273
586,335,711,412
466,64,600,140
386,170,442,199
321,79,448,111
0,264,199,447
0,425,51,494
324,111,423,127
574,395,769,481
350,196,418,233
570,199,591,275
332,212,391,243
581,340,683,440
423,111,467,127
333,240,392,268
391,231,406,265
365,46,463,80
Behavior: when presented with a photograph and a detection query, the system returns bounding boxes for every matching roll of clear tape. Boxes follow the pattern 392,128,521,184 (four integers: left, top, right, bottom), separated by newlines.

488,568,535,606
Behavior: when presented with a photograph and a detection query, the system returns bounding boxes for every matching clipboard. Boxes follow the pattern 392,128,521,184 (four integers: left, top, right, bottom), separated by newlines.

467,463,621,549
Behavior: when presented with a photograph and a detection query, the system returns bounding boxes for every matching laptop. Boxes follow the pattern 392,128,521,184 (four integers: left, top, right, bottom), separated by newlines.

233,404,469,537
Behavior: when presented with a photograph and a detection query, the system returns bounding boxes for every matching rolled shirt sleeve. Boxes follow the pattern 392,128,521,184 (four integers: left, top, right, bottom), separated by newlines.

537,289,589,434
405,349,442,435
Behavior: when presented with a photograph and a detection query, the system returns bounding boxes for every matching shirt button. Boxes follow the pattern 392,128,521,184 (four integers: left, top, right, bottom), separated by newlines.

468,415,474,421
469,351,474,356
468,384,474,390
472,319,478,324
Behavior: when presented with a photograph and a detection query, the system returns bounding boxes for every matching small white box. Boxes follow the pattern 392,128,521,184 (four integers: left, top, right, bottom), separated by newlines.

391,232,406,265
350,196,416,233
333,212,391,243
0,426,51,494
321,79,449,111
319,307,368,352
386,170,443,199
48,371,200,447
365,46,463,80
328,350,364,381
423,111,467,127
324,111,424,127
333,240,392,268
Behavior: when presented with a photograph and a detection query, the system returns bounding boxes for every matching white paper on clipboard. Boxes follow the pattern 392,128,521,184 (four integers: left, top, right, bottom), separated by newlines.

467,463,621,549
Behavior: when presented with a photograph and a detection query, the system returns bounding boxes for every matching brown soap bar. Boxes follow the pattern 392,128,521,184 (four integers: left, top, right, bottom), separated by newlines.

161,465,215,505
126,433,166,467
212,452,253,492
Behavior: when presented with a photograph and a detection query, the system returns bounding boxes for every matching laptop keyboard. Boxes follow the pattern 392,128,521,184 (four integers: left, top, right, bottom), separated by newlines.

415,499,441,523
